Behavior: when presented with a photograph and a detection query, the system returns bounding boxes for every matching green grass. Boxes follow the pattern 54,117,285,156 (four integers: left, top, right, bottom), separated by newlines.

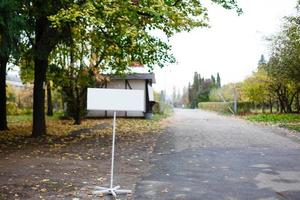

283,124,300,132
244,113,300,132
7,114,32,123
245,113,300,123
152,105,174,121
8,112,64,123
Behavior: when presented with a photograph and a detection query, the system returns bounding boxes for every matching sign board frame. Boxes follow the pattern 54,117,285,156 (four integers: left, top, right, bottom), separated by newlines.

87,88,145,112
87,88,145,197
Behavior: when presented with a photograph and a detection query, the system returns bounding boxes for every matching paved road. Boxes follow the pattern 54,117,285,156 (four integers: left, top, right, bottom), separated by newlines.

134,109,300,200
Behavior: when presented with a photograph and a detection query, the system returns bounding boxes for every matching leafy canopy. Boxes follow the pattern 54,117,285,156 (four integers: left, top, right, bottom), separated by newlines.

48,0,241,73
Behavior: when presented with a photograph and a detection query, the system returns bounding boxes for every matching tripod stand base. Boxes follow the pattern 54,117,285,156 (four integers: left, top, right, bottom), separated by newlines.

93,185,132,197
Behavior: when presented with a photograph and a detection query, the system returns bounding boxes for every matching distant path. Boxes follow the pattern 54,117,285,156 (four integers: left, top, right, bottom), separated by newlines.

135,109,300,200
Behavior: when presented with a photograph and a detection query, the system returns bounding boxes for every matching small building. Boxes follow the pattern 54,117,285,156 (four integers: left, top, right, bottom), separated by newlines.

87,71,156,118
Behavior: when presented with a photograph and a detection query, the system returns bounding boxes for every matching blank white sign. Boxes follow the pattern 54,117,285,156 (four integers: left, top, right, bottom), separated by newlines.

87,88,145,111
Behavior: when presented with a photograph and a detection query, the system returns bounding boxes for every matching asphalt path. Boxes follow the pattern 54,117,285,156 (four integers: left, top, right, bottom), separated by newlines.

134,109,300,200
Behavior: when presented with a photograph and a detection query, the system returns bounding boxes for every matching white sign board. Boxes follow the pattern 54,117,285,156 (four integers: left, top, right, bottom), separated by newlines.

87,88,145,111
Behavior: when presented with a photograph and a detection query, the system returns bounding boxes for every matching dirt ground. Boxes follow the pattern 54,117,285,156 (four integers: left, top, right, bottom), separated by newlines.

0,122,163,200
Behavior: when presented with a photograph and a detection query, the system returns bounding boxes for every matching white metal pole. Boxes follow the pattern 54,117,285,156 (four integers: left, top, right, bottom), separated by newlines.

110,110,117,189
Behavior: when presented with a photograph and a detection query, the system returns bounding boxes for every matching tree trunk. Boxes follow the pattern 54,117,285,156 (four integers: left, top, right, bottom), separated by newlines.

286,104,292,113
47,82,53,116
74,86,81,125
0,56,8,131
262,102,265,113
296,93,300,113
269,98,273,114
32,58,47,137
31,16,53,137
277,92,286,113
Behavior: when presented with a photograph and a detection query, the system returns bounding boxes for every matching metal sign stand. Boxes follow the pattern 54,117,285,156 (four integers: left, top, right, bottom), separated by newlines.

93,111,132,197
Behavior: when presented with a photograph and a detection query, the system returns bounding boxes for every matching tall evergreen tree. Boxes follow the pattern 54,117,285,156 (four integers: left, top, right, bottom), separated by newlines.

258,54,266,66
216,73,221,88
211,75,216,86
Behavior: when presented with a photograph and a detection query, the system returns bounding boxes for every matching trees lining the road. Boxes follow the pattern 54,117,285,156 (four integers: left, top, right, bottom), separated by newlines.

197,10,300,114
242,12,300,113
0,0,241,136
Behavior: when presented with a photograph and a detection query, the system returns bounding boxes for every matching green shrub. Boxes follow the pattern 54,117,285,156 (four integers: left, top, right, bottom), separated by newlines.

7,102,20,115
198,102,231,113
7,102,32,115
198,101,252,114
245,113,300,123
237,102,253,114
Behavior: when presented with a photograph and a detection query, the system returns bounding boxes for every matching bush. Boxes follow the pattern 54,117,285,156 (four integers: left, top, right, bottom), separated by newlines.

198,102,252,114
198,102,231,113
7,102,32,115
7,102,20,115
237,102,253,114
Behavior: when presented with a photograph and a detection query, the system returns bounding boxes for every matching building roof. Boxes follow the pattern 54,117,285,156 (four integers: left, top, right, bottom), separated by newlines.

107,73,156,83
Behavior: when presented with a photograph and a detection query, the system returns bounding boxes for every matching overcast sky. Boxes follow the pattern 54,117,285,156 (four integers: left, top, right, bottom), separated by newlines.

153,0,297,95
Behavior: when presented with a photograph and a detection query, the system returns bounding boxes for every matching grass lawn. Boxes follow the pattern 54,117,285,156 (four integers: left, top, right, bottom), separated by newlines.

3,111,168,141
244,113,300,132
7,112,63,123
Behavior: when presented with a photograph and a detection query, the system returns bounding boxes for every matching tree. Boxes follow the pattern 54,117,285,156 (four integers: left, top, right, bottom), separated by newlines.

0,0,24,131
211,75,216,86
242,68,272,109
262,14,300,113
258,54,266,66
46,82,53,116
264,56,298,113
21,0,241,137
188,72,222,108
216,72,221,88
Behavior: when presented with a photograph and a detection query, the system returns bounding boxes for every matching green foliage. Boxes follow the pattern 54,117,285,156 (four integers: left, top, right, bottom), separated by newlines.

257,12,300,113
245,113,300,123
216,73,221,88
152,90,173,118
188,72,221,108
6,85,16,102
244,113,300,132
48,0,229,72
198,102,231,113
198,101,252,114
6,102,32,115
7,112,63,123
2,0,241,135
240,50,299,113
152,103,173,120
6,102,19,115
0,0,26,59
283,124,300,132
237,102,254,114
241,68,272,103
209,82,243,102
46,0,241,123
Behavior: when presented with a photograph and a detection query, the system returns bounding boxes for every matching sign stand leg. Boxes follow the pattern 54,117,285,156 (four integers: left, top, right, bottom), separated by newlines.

93,111,132,197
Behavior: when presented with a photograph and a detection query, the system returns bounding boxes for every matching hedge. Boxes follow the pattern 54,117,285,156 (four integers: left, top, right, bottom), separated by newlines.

7,102,32,115
198,102,253,114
